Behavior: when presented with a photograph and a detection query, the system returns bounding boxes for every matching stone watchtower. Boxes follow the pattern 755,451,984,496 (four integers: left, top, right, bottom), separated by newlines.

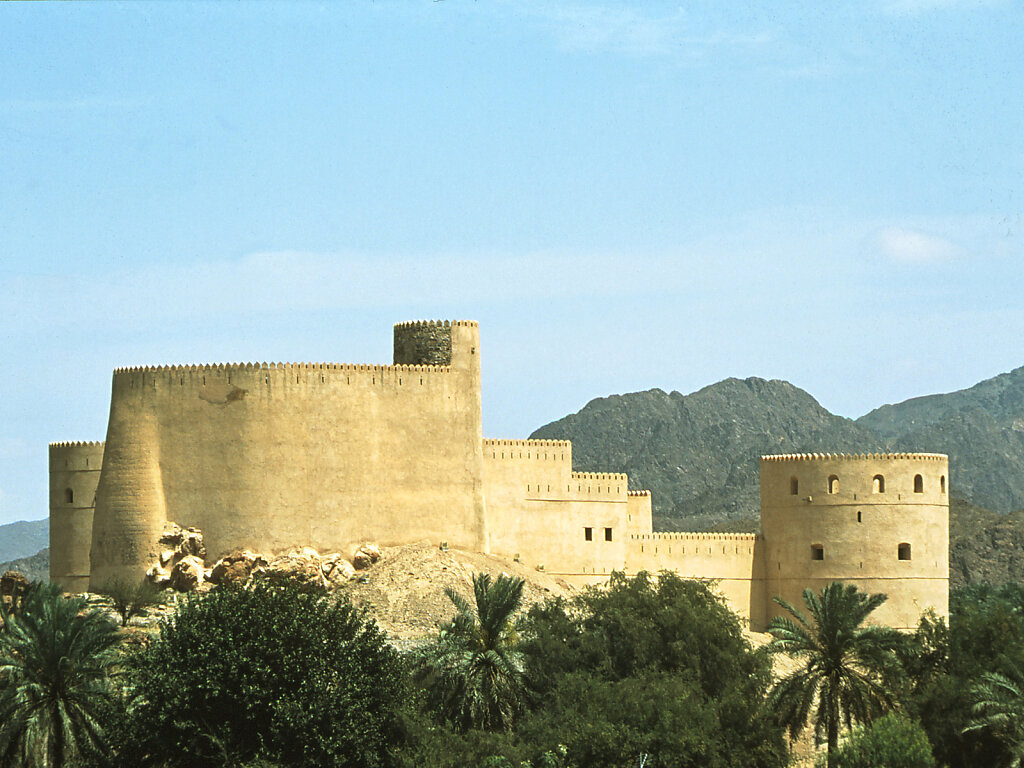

759,453,949,629
48,442,105,593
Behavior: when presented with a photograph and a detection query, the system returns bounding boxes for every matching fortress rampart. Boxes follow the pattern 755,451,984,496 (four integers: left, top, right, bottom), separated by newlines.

88,320,486,588
51,320,948,632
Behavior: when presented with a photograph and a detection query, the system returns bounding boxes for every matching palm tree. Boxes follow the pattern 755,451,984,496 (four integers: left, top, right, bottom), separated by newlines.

414,571,526,731
0,581,121,767
766,582,902,768
964,664,1024,768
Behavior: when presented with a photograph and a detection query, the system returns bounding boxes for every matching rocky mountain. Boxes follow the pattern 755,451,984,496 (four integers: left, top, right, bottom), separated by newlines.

532,378,884,529
857,366,1024,512
532,368,1024,527
0,547,49,583
0,518,48,563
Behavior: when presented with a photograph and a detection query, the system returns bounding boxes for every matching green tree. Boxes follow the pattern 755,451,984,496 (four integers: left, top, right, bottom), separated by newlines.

106,580,404,768
964,665,1024,767
0,581,121,768
767,583,902,768
413,572,526,732
830,713,935,768
900,584,1024,768
514,572,786,768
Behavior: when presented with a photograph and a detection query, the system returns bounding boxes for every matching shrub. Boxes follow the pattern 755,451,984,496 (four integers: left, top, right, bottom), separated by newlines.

106,581,404,768
830,713,935,768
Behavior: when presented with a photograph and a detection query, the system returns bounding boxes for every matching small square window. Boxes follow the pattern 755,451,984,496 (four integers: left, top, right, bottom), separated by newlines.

811,545,824,561
604,527,613,541
584,527,593,541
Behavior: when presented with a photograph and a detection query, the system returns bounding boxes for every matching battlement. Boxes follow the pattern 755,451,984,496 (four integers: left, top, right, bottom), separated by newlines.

483,439,571,449
49,441,105,448
393,319,478,329
112,361,451,375
631,532,758,541
627,490,651,497
572,471,628,481
762,452,947,462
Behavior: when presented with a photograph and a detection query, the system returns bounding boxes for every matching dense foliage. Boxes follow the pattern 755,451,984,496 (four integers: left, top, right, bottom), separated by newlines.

6,568,1024,768
900,583,1024,768
767,584,902,767
405,572,788,768
0,582,121,768
103,581,405,768
830,713,935,768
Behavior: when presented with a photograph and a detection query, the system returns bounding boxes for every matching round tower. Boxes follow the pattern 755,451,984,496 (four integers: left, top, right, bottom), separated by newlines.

760,453,949,630
49,441,105,592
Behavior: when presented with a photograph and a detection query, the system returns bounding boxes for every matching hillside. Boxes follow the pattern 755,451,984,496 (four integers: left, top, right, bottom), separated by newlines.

858,366,1024,512
0,518,48,562
532,378,883,529
532,370,1024,526
0,547,49,583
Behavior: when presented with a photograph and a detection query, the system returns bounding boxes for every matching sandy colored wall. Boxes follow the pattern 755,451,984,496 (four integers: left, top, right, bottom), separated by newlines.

49,442,105,592
625,532,762,622
90,321,485,587
626,491,653,538
760,453,949,630
482,439,631,576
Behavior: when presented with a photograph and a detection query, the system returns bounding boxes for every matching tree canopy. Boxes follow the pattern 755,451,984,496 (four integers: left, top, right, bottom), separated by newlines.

104,580,405,768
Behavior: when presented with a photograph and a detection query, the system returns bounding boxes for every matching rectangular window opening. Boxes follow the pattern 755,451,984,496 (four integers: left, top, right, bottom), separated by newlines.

584,527,593,541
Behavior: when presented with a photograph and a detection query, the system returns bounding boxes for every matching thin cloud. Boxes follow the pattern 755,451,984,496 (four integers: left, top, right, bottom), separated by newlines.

518,2,771,58
876,227,962,263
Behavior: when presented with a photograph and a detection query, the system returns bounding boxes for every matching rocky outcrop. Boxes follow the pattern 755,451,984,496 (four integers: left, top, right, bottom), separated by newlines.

1,570,30,613
147,522,209,590
143,525,381,592
209,550,267,586
169,555,205,592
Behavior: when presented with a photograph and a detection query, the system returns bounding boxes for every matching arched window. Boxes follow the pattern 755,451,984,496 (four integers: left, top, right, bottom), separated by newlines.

790,476,799,495
64,488,74,504
914,474,924,493
898,542,912,561
811,544,824,561
828,475,839,494
873,474,885,493
940,475,946,494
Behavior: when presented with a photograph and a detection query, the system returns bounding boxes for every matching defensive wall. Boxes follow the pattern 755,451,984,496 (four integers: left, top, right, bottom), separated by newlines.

49,320,949,632
87,321,486,588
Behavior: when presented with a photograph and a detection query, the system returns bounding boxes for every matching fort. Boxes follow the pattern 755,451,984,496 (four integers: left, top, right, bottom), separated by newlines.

49,320,949,630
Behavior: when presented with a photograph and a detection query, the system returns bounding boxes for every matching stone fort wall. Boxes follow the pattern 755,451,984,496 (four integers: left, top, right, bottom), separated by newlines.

49,320,949,632
760,452,949,630
86,321,486,588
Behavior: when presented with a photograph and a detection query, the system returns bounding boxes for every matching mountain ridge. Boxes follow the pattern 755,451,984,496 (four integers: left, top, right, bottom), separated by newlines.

532,367,1024,525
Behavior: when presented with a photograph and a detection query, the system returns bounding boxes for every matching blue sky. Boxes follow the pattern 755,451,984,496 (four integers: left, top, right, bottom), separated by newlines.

1,1,1021,525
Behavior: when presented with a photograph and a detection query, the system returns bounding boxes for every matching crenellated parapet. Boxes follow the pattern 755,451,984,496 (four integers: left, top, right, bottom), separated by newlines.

631,531,758,541
762,452,947,462
393,319,478,329
113,361,451,374
572,471,628,481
